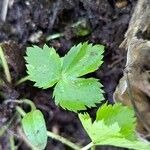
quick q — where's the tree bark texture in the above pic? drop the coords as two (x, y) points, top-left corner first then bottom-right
(114, 0), (150, 137)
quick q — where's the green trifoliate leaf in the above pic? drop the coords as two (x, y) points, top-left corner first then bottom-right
(62, 42), (104, 78)
(79, 103), (150, 150)
(25, 44), (61, 89)
(53, 78), (104, 112)
(25, 43), (104, 112)
(22, 110), (47, 150)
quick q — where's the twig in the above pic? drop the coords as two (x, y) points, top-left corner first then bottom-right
(1, 0), (9, 21)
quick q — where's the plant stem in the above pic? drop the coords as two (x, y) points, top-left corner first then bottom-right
(0, 46), (11, 83)
(91, 145), (96, 150)
(47, 131), (81, 150)
(5, 99), (36, 111)
(15, 76), (29, 86)
(21, 99), (36, 110)
(81, 142), (93, 150)
(9, 135), (15, 150)
(16, 106), (26, 117)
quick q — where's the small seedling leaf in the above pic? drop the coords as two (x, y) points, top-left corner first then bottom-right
(22, 110), (47, 150)
(79, 103), (150, 150)
(53, 78), (104, 112)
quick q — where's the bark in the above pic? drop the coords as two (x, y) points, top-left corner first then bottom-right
(114, 0), (150, 137)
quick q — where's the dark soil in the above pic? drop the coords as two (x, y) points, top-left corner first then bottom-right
(0, 0), (137, 150)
